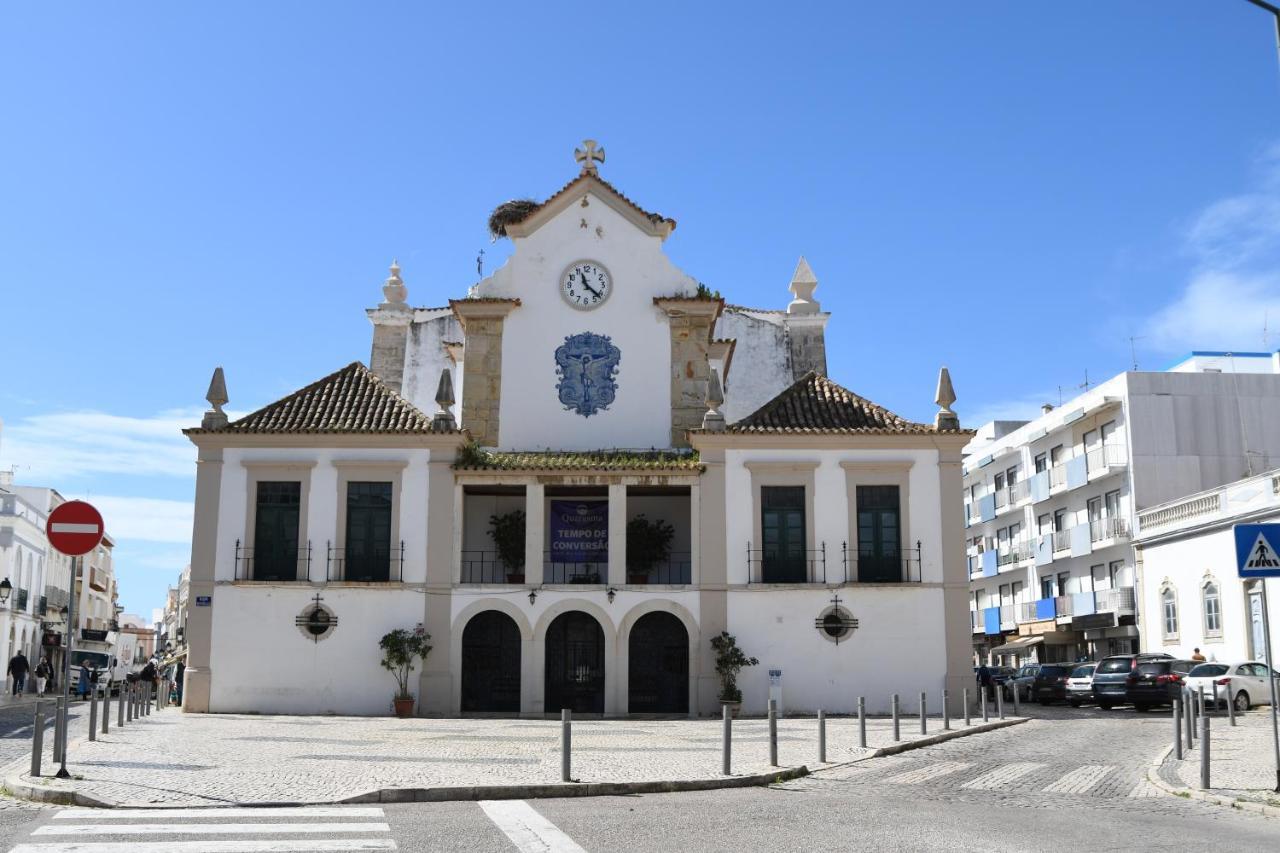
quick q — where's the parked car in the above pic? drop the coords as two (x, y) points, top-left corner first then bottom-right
(1092, 653), (1172, 710)
(1065, 663), (1097, 707)
(1004, 664), (1043, 701)
(1124, 658), (1195, 711)
(1031, 664), (1076, 704)
(1185, 661), (1280, 712)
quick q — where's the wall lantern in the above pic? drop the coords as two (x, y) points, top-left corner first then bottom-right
(528, 589), (537, 605)
(606, 587), (617, 604)
(0, 578), (11, 604)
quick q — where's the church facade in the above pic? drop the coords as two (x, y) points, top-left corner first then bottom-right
(182, 143), (973, 717)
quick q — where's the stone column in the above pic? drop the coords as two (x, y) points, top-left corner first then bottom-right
(695, 445), (728, 715)
(182, 444), (223, 713)
(608, 484), (627, 587)
(524, 482), (545, 585)
(450, 299), (520, 448)
(420, 455), (456, 715)
(655, 298), (722, 449)
(938, 442), (975, 708)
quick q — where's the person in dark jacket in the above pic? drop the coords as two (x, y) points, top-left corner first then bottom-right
(7, 652), (30, 696)
(977, 665), (995, 704)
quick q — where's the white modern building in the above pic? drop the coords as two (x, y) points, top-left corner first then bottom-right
(1134, 467), (1280, 667)
(964, 352), (1280, 665)
(182, 143), (973, 718)
(0, 473), (53, 674)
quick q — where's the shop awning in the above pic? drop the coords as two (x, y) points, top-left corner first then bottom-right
(989, 636), (1044, 656)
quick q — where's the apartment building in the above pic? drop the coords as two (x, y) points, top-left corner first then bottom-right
(965, 351), (1280, 665)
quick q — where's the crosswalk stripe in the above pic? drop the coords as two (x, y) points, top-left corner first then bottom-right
(54, 807), (385, 820)
(960, 762), (1043, 790)
(884, 761), (971, 785)
(33, 823), (391, 837)
(479, 800), (587, 853)
(1041, 765), (1113, 794)
(11, 842), (397, 853)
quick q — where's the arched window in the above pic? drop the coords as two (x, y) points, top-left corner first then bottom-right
(1161, 586), (1178, 639)
(1202, 581), (1222, 638)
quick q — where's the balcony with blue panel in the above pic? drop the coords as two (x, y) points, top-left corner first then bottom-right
(983, 606), (1002, 635)
(1030, 470), (1050, 503)
(1066, 456), (1088, 490)
(981, 550), (998, 577)
(1035, 597), (1056, 620)
(1071, 591), (1096, 617)
(1034, 535), (1053, 566)
(978, 493), (996, 522)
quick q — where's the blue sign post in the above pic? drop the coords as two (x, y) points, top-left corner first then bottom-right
(1233, 523), (1280, 792)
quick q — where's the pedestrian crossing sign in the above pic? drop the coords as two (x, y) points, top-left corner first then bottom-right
(1235, 523), (1280, 578)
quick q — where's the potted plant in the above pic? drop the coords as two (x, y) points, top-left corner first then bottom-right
(710, 630), (758, 717)
(379, 624), (433, 718)
(488, 509), (526, 584)
(626, 514), (674, 584)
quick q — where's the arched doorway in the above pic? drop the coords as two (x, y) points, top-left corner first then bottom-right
(545, 611), (605, 714)
(461, 611), (521, 713)
(628, 612), (689, 714)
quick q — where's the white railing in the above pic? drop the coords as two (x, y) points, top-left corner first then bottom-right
(1086, 444), (1128, 473)
(1089, 517), (1130, 543)
(971, 610), (982, 632)
(1095, 586), (1137, 615)
(1137, 493), (1222, 533)
(994, 488), (1009, 510)
(999, 604), (1015, 628)
(1052, 529), (1071, 551)
(1049, 464), (1067, 489)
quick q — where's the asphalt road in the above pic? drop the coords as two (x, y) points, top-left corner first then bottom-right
(0, 704), (1274, 852)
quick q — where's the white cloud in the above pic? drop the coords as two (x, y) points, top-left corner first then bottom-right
(0, 407), (244, 481)
(85, 496), (194, 544)
(1144, 152), (1280, 353)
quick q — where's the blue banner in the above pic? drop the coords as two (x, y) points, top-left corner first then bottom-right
(548, 500), (608, 563)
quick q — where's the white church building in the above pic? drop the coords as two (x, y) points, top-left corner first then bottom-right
(182, 143), (973, 717)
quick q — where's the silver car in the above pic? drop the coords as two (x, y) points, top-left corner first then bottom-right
(1184, 661), (1279, 712)
(1066, 663), (1096, 707)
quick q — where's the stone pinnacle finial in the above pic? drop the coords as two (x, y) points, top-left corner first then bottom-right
(787, 256), (820, 314)
(381, 259), (408, 309)
(574, 139), (605, 175)
(202, 367), (229, 430)
(702, 367), (726, 433)
(934, 366), (959, 430)
(432, 368), (457, 432)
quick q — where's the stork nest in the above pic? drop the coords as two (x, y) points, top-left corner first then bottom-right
(487, 198), (541, 240)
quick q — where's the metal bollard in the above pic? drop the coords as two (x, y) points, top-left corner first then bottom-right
(31, 701), (44, 778)
(88, 688), (98, 741)
(981, 687), (989, 723)
(1011, 682), (1020, 716)
(101, 686), (109, 735)
(561, 708), (571, 782)
(143, 683), (150, 716)
(857, 696), (867, 748)
(891, 694), (900, 741)
(943, 689), (951, 731)
(818, 709), (826, 763)
(768, 698), (779, 766)
(126, 685), (133, 722)
(1199, 686), (1206, 721)
(1199, 713), (1210, 790)
(1185, 689), (1195, 746)
(919, 692), (927, 735)
(997, 686), (1005, 720)
(1227, 685), (1236, 727)
(1173, 697), (1183, 761)
(154, 681), (160, 713)
(52, 697), (64, 764)
(117, 684), (125, 728)
(722, 704), (732, 776)
(963, 687), (971, 727)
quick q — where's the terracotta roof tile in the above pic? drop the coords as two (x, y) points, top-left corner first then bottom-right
(186, 362), (454, 435)
(725, 372), (949, 435)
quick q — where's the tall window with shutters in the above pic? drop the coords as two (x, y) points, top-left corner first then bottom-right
(760, 486), (806, 583)
(857, 485), (902, 582)
(253, 481), (301, 581)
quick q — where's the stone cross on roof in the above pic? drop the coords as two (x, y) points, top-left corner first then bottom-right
(574, 139), (605, 175)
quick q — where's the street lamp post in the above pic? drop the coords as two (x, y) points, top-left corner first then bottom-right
(1244, 0), (1280, 70)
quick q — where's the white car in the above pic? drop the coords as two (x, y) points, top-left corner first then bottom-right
(1184, 661), (1280, 712)
(1065, 663), (1096, 707)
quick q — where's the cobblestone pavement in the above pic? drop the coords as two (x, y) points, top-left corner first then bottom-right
(1164, 707), (1280, 807)
(11, 705), (1021, 806)
(787, 702), (1262, 820)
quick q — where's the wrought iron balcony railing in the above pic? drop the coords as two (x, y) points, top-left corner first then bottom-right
(326, 541), (404, 583)
(235, 540), (312, 582)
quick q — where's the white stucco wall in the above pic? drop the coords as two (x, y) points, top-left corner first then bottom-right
(401, 311), (461, 417)
(473, 189), (699, 450)
(714, 309), (795, 422)
(729, 587), (949, 715)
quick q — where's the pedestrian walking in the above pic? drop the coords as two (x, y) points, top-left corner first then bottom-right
(7, 652), (30, 697)
(78, 661), (92, 700)
(175, 660), (185, 705)
(977, 664), (994, 704)
(34, 658), (50, 696)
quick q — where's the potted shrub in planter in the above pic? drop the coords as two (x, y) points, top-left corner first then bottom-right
(710, 630), (758, 717)
(488, 509), (526, 584)
(379, 624), (433, 718)
(626, 514), (674, 584)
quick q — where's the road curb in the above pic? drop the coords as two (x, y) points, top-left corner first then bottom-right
(3, 765), (812, 810)
(1144, 741), (1280, 818)
(865, 716), (1028, 759)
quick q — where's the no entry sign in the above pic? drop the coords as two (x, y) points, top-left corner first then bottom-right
(45, 500), (105, 556)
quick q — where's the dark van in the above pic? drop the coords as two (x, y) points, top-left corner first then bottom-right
(1092, 653), (1172, 710)
(1031, 664), (1075, 704)
(1125, 659), (1195, 711)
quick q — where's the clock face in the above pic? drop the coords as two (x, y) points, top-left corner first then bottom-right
(561, 261), (612, 309)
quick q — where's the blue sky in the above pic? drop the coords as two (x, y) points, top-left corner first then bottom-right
(3, 2), (1280, 618)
